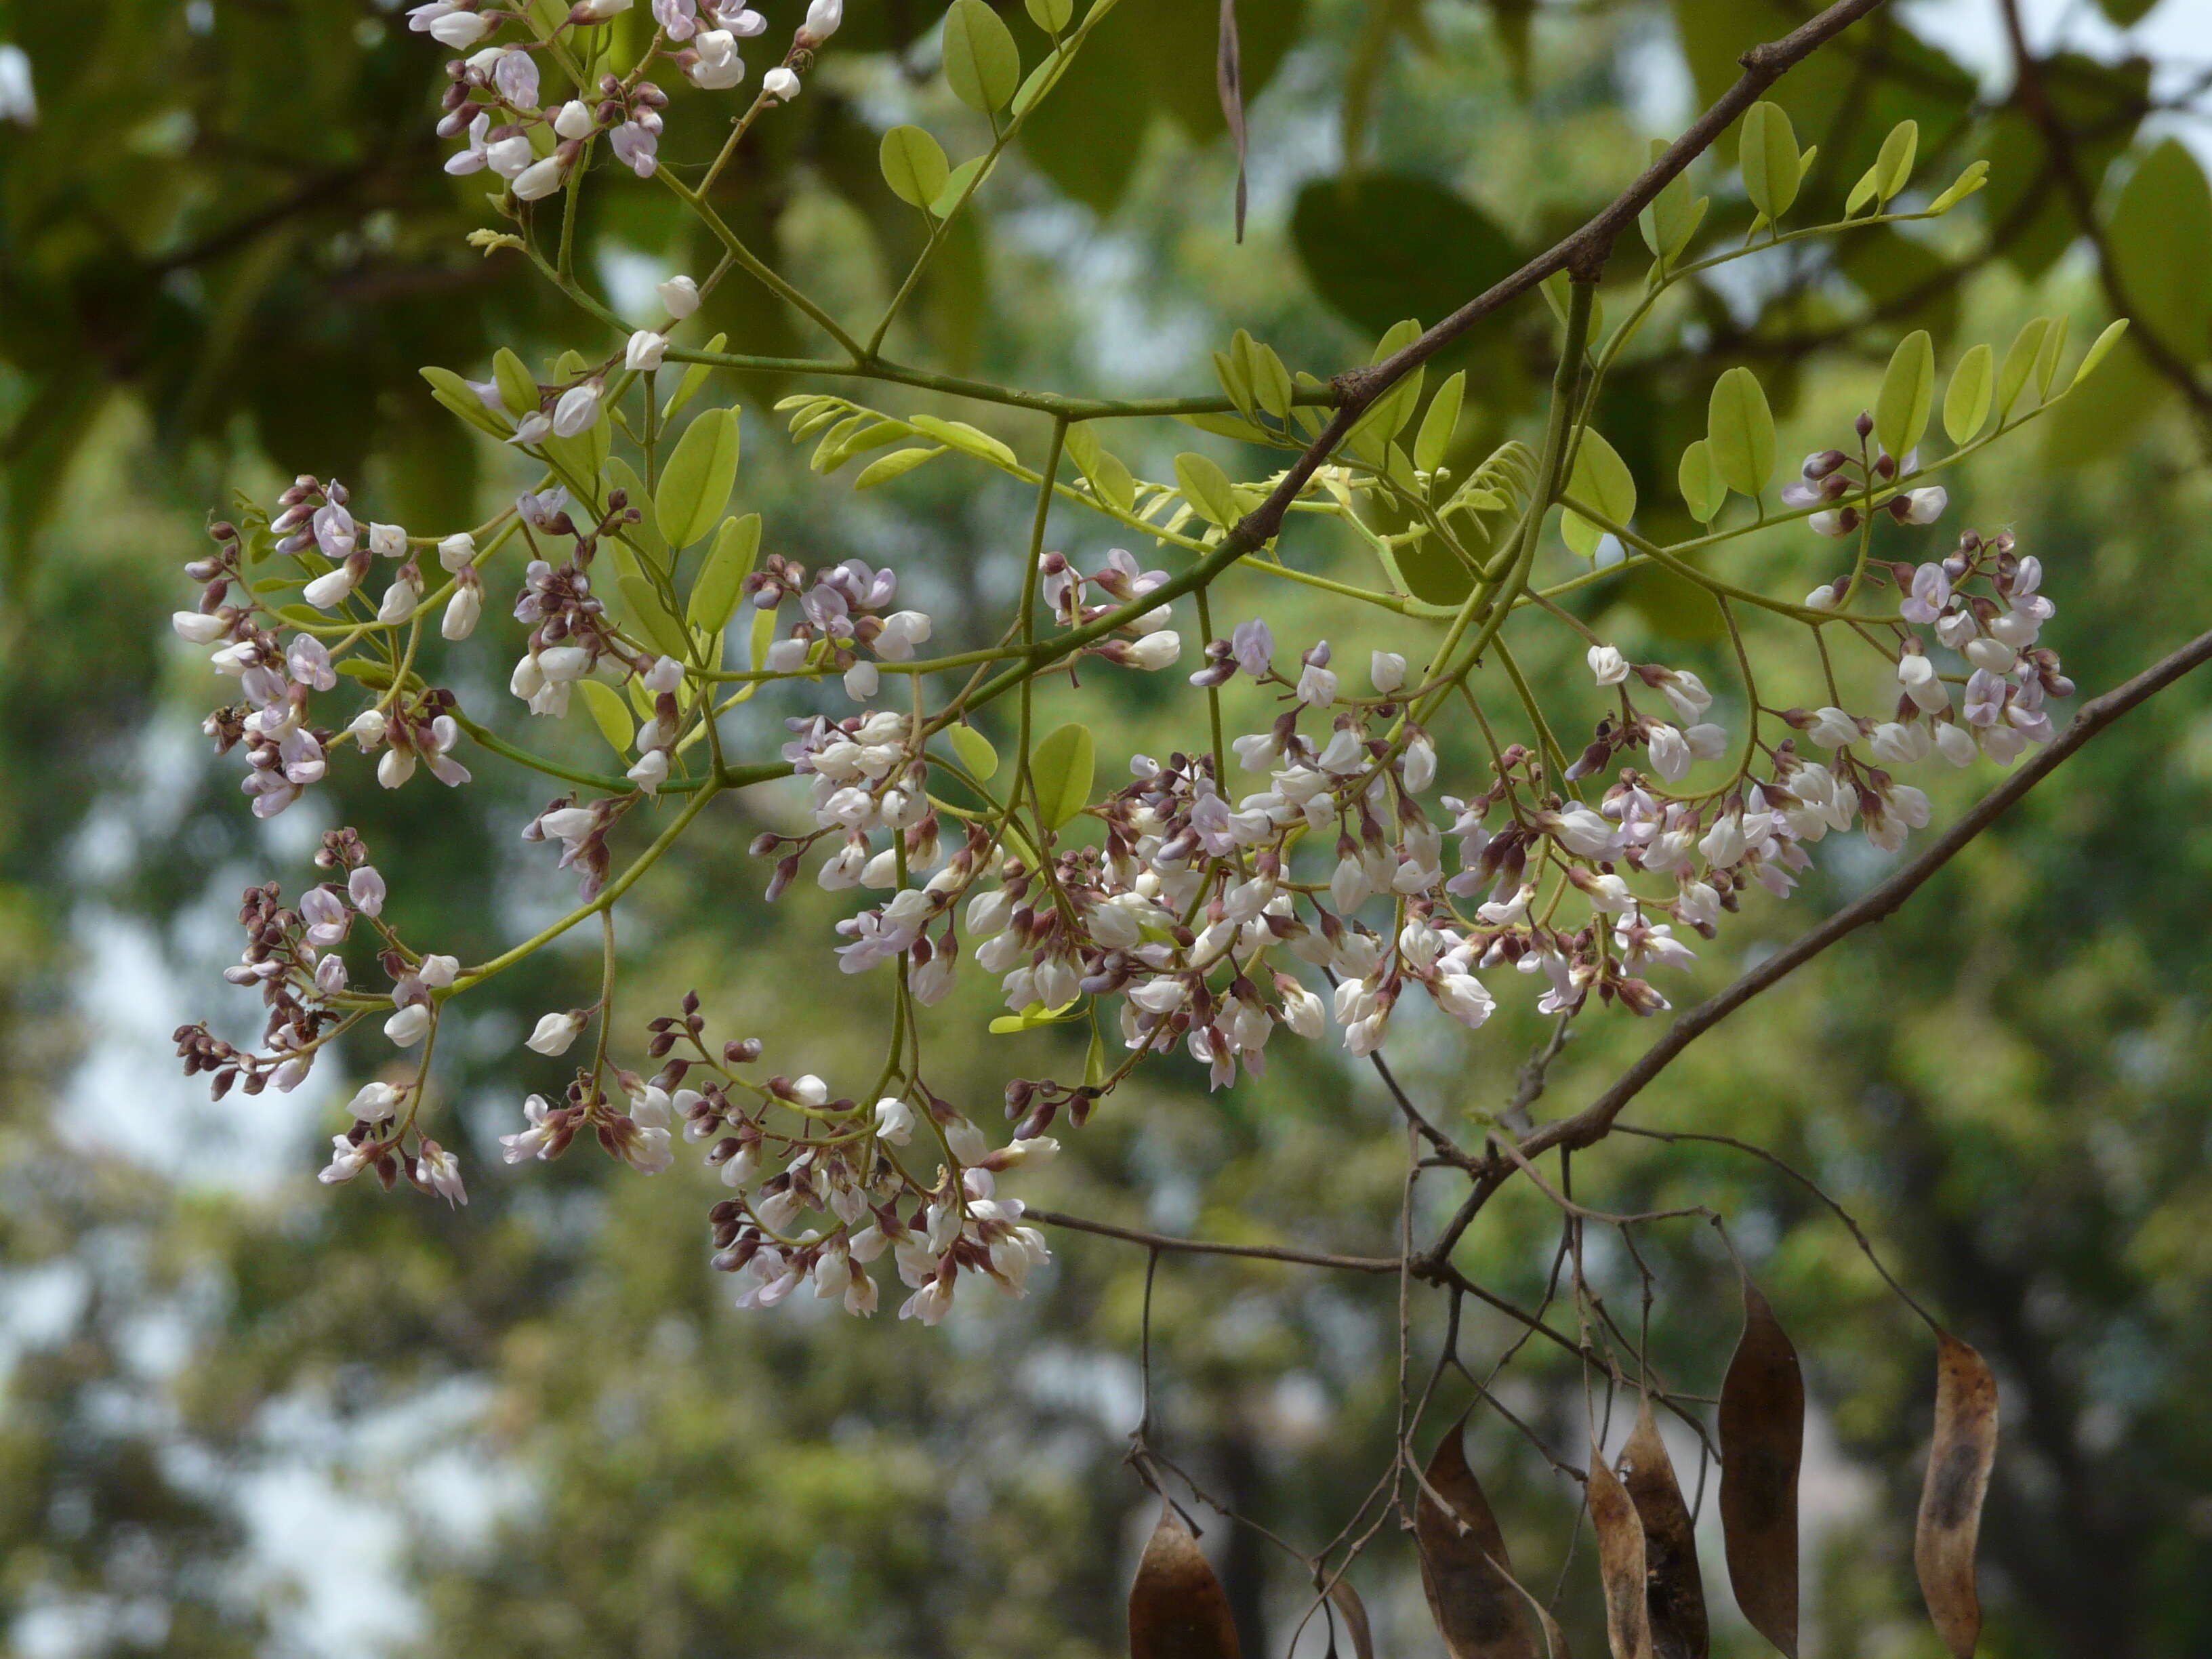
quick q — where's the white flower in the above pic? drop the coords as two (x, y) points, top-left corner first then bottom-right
(572, 0), (634, 18)
(417, 954), (460, 989)
(0, 43), (37, 125)
(689, 29), (745, 88)
(627, 750), (670, 794)
(417, 1140), (468, 1206)
(1897, 649), (1949, 713)
(874, 1097), (914, 1144)
(1806, 706), (1861, 749)
(1900, 486), (1947, 524)
(762, 65), (800, 100)
(802, 0), (843, 39)
(659, 274), (701, 318)
(348, 865), (386, 916)
(511, 155), (567, 201)
(527, 1010), (584, 1055)
(1401, 732), (1437, 793)
(1433, 972), (1495, 1029)
(319, 1133), (370, 1186)
(944, 1118), (987, 1165)
(385, 1004), (432, 1048)
(553, 99), (596, 141)
(626, 329), (668, 371)
(173, 611), (228, 644)
(843, 661), (880, 701)
(376, 569), (422, 625)
(302, 563), (361, 610)
(1659, 670), (1712, 724)
(1587, 644), (1629, 685)
(1648, 724), (1692, 782)
(1686, 722), (1727, 759)
(346, 1082), (403, 1123)
(442, 581), (482, 640)
(437, 532), (477, 573)
(1933, 721), (1977, 766)
(552, 382), (602, 437)
(369, 522), (409, 558)
(1127, 630), (1181, 671)
(1370, 651), (1407, 695)
(1297, 649), (1338, 708)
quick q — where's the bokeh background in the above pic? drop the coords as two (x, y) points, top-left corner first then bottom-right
(2, 0), (2210, 1654)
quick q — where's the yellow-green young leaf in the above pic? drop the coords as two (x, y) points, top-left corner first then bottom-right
(739, 604), (779, 697)
(1214, 345), (1254, 417)
(2033, 313), (2070, 400)
(880, 123), (950, 209)
(1845, 163), (1882, 217)
(1563, 428), (1635, 556)
(2068, 318), (2131, 392)
(421, 367), (510, 436)
(619, 572), (692, 659)
(929, 154), (994, 218)
(1084, 1022), (1107, 1089)
(1876, 329), (1936, 460)
(854, 445), (946, 489)
(987, 1000), (1080, 1035)
(1252, 344), (1294, 419)
(1679, 438), (1725, 523)
(1639, 138), (1698, 262)
(1029, 722), (1094, 832)
(1063, 423), (1101, 476)
(655, 408), (741, 549)
(1084, 446), (1136, 514)
(1174, 452), (1240, 527)
(492, 347), (539, 416)
(1996, 316), (2051, 417)
(1926, 159), (1989, 215)
(1944, 343), (1994, 445)
(1414, 371), (1466, 473)
(815, 418), (909, 475)
(1024, 0), (1071, 30)
(687, 512), (760, 634)
(661, 333), (726, 421)
(948, 723), (999, 781)
(906, 413), (1017, 469)
(1740, 102), (1801, 223)
(1875, 119), (1919, 203)
(579, 679), (634, 756)
(1539, 271), (1602, 340)
(1707, 367), (1777, 498)
(943, 0), (1020, 112)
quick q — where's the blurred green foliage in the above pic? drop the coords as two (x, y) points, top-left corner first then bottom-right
(0, 1), (2209, 1656)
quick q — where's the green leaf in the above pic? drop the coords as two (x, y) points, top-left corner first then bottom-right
(579, 679), (634, 756)
(1996, 316), (2051, 417)
(906, 413), (1017, 469)
(1875, 119), (1919, 203)
(2107, 138), (2212, 363)
(1706, 367), (1776, 499)
(655, 408), (741, 550)
(948, 724), (999, 781)
(1252, 343), (1294, 419)
(1944, 343), (1994, 445)
(1926, 159), (1989, 215)
(661, 333), (726, 422)
(1875, 329), (1936, 460)
(1028, 722), (1094, 831)
(737, 605), (779, 698)
(421, 367), (508, 436)
(929, 154), (995, 219)
(1678, 438), (1725, 524)
(1025, 0), (1073, 30)
(988, 1000), (1081, 1035)
(2034, 314), (2070, 401)
(1177, 411), (1273, 444)
(1562, 428), (1635, 556)
(1638, 138), (1704, 264)
(879, 123), (950, 210)
(1414, 371), (1465, 473)
(943, 0), (1020, 113)
(1174, 452), (1241, 527)
(854, 446), (946, 489)
(1084, 1021), (1107, 1088)
(492, 347), (539, 417)
(687, 512), (760, 634)
(2068, 318), (2131, 392)
(619, 571), (692, 659)
(1739, 101), (1801, 223)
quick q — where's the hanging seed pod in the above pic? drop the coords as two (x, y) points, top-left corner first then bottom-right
(1323, 1575), (1374, 1659)
(1587, 1443), (1656, 1659)
(1129, 1504), (1241, 1659)
(1618, 1402), (1708, 1659)
(1914, 1332), (1998, 1658)
(1416, 1414), (1542, 1659)
(1718, 1282), (1803, 1658)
